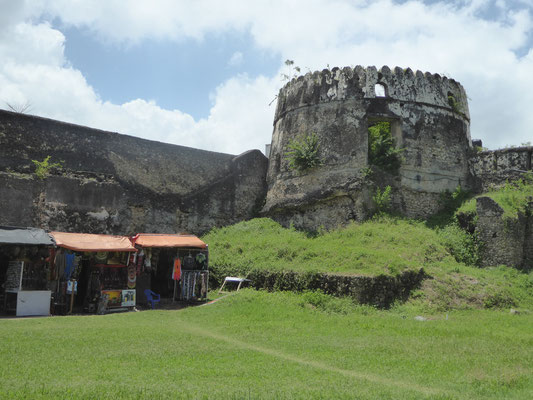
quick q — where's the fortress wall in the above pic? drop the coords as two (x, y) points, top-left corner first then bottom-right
(475, 197), (530, 268)
(0, 109), (235, 194)
(0, 110), (268, 234)
(469, 146), (533, 191)
(264, 66), (471, 227)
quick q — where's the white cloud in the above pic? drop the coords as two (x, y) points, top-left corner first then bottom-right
(0, 18), (277, 154)
(228, 51), (244, 67)
(0, 0), (532, 152)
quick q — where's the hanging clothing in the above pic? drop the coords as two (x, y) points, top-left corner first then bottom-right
(172, 257), (181, 281)
(183, 255), (195, 270)
(179, 270), (208, 301)
(195, 252), (207, 269)
(64, 253), (75, 280)
(127, 263), (136, 289)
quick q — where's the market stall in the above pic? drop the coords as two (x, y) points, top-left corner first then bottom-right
(49, 232), (137, 314)
(131, 233), (208, 304)
(0, 226), (55, 317)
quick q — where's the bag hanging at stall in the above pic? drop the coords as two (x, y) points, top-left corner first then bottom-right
(183, 254), (195, 270)
(195, 252), (207, 269)
(172, 257), (181, 281)
(127, 263), (136, 289)
(136, 250), (144, 275)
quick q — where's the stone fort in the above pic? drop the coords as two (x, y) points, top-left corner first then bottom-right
(1, 65), (532, 266)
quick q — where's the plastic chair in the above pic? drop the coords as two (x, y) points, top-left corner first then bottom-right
(144, 289), (161, 309)
(218, 277), (251, 293)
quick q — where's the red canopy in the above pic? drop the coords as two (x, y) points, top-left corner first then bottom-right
(132, 233), (207, 249)
(50, 232), (137, 252)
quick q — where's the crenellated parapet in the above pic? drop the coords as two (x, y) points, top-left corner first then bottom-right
(274, 65), (470, 125)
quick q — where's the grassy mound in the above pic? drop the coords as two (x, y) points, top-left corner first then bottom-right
(203, 216), (533, 311)
(204, 217), (457, 276)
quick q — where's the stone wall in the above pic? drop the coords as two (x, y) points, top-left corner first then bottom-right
(468, 147), (532, 270)
(0, 110), (268, 235)
(475, 197), (532, 269)
(469, 146), (533, 191)
(263, 66), (471, 228)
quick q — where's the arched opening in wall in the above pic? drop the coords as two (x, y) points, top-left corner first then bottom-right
(367, 117), (402, 174)
(375, 83), (387, 97)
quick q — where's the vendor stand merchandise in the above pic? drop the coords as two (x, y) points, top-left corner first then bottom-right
(1, 228), (211, 317)
(131, 233), (209, 303)
(0, 226), (55, 317)
(49, 232), (138, 314)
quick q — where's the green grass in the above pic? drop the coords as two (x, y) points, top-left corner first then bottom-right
(204, 217), (458, 276)
(203, 217), (533, 311)
(457, 176), (533, 220)
(0, 290), (532, 399)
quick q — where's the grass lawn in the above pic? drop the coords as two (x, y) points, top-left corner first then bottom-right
(1, 290), (532, 399)
(203, 217), (533, 312)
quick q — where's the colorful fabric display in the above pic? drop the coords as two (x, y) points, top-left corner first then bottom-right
(172, 257), (181, 280)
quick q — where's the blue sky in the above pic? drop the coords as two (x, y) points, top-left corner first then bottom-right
(0, 0), (532, 154)
(63, 27), (280, 119)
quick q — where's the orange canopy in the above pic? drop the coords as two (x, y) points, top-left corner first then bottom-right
(50, 232), (137, 252)
(132, 233), (207, 249)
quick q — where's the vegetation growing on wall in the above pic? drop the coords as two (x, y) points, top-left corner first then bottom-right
(372, 185), (392, 215)
(285, 133), (322, 172)
(368, 121), (402, 174)
(447, 93), (461, 113)
(31, 156), (62, 180)
(427, 185), (472, 228)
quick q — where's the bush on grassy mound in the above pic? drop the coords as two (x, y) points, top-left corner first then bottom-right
(203, 216), (533, 311)
(203, 217), (455, 276)
(211, 267), (427, 309)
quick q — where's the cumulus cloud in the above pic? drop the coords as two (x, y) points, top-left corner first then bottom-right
(0, 0), (532, 152)
(0, 9), (277, 155)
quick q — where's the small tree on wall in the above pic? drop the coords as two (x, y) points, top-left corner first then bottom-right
(32, 156), (63, 179)
(368, 121), (403, 174)
(285, 133), (322, 172)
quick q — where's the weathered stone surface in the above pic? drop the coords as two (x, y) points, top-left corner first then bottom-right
(1, 64), (532, 270)
(469, 146), (533, 191)
(264, 66), (471, 228)
(475, 197), (531, 268)
(0, 110), (268, 235)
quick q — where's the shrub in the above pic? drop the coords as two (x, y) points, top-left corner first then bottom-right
(285, 133), (322, 172)
(32, 156), (62, 180)
(437, 224), (481, 266)
(368, 121), (403, 173)
(448, 94), (461, 113)
(427, 185), (472, 228)
(372, 185), (392, 215)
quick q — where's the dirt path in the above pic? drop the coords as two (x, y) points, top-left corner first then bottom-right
(180, 321), (452, 398)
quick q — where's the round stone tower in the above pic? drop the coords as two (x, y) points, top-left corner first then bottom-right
(262, 65), (471, 230)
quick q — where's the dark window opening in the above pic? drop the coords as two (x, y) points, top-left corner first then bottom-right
(368, 120), (402, 174)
